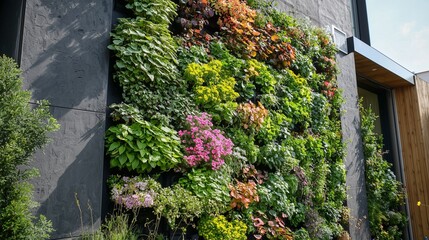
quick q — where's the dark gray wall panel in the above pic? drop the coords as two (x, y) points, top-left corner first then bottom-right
(20, 0), (113, 238)
(21, 0), (112, 112)
(31, 107), (106, 239)
(337, 53), (371, 239)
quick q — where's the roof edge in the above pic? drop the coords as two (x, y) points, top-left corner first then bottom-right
(347, 37), (415, 85)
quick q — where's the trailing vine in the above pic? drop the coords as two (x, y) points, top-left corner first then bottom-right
(360, 102), (406, 240)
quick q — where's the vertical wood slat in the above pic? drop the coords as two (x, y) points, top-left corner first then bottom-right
(395, 77), (429, 240)
(415, 78), (429, 236)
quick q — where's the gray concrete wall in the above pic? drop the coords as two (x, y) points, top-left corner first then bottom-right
(277, 1), (371, 239)
(21, 0), (112, 238)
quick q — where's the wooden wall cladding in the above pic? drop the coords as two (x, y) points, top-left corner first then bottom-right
(395, 77), (429, 239)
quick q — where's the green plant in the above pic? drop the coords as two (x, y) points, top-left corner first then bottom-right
(257, 172), (297, 219)
(126, 0), (177, 24)
(293, 228), (311, 240)
(257, 142), (296, 170)
(245, 59), (277, 94)
(227, 128), (260, 163)
(275, 69), (312, 130)
(184, 60), (240, 122)
(179, 168), (231, 215)
(0, 55), (58, 239)
(109, 17), (198, 125)
(177, 45), (209, 72)
(109, 17), (178, 90)
(154, 185), (203, 230)
(185, 60), (239, 105)
(198, 215), (247, 240)
(256, 112), (290, 144)
(360, 102), (406, 240)
(105, 117), (183, 173)
(80, 212), (140, 240)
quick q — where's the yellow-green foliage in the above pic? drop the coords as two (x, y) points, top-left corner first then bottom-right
(198, 215), (247, 240)
(185, 60), (239, 106)
(246, 59), (276, 94)
(280, 70), (312, 127)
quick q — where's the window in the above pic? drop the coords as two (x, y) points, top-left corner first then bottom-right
(0, 0), (26, 61)
(351, 0), (371, 45)
(358, 78), (403, 183)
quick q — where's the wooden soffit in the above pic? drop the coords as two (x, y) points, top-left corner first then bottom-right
(347, 37), (414, 88)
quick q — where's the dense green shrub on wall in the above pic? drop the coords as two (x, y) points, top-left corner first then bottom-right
(0, 55), (59, 239)
(106, 0), (348, 239)
(360, 103), (406, 240)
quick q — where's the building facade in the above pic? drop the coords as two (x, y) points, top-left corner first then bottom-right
(1, 0), (428, 239)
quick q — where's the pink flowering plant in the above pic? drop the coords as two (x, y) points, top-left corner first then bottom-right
(108, 175), (161, 210)
(178, 113), (234, 170)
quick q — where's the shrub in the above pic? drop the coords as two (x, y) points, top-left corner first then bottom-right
(105, 117), (183, 173)
(198, 215), (247, 240)
(125, 0), (177, 24)
(179, 168), (231, 215)
(154, 185), (203, 229)
(0, 55), (58, 239)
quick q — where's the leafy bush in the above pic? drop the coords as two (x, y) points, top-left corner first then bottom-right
(257, 142), (295, 170)
(154, 185), (203, 229)
(125, 0), (177, 24)
(106, 117), (182, 173)
(109, 17), (178, 90)
(257, 172), (297, 219)
(198, 215), (247, 240)
(109, 17), (197, 125)
(0, 55), (58, 239)
(179, 168), (231, 215)
(184, 60), (239, 120)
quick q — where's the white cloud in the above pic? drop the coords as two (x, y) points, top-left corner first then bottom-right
(400, 22), (416, 36)
(409, 27), (429, 72)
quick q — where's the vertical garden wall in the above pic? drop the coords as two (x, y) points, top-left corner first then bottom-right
(105, 0), (349, 239)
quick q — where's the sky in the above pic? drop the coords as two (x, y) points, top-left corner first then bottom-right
(366, 0), (429, 73)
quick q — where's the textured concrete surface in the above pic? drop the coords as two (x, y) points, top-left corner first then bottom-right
(277, 1), (371, 238)
(337, 53), (371, 239)
(20, 0), (113, 238)
(21, 0), (111, 112)
(31, 107), (106, 238)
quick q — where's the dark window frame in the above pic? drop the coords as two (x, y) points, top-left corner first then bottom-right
(0, 0), (26, 63)
(351, 0), (371, 45)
